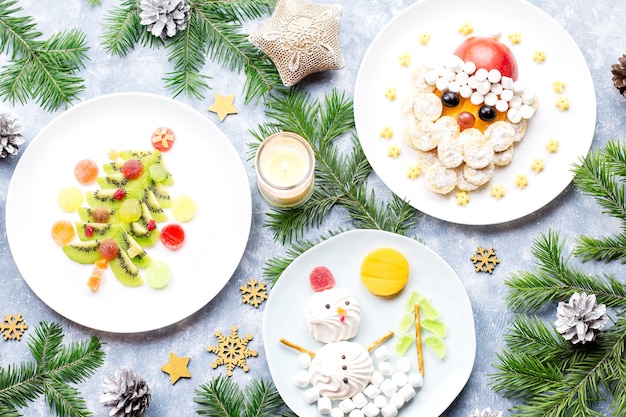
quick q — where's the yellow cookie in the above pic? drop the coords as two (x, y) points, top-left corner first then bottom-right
(360, 248), (409, 297)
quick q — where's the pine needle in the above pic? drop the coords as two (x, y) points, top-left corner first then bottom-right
(0, 322), (105, 417)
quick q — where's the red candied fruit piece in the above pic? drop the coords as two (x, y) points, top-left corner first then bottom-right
(121, 159), (144, 180)
(309, 266), (336, 292)
(114, 188), (126, 200)
(98, 238), (119, 260)
(84, 225), (94, 237)
(151, 127), (175, 152)
(147, 219), (156, 231)
(160, 224), (185, 250)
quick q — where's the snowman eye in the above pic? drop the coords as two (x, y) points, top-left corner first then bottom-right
(343, 378), (348, 384)
(344, 301), (350, 306)
(342, 365), (347, 370)
(325, 304), (330, 309)
(341, 355), (346, 359)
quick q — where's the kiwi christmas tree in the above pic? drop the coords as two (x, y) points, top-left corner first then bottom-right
(56, 141), (187, 291)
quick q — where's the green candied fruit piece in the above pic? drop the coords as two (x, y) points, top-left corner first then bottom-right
(398, 313), (414, 333)
(145, 260), (172, 289)
(395, 333), (414, 356)
(403, 290), (420, 313)
(424, 335), (446, 360)
(417, 297), (440, 320)
(421, 319), (447, 338)
(149, 163), (168, 183)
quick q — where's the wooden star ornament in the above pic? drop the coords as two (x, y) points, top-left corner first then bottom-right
(208, 93), (238, 122)
(249, 0), (345, 87)
(161, 352), (191, 384)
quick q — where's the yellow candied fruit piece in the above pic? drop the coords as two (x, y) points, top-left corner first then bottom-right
(108, 148), (120, 160)
(555, 96), (570, 111)
(531, 157), (545, 173)
(418, 32), (431, 45)
(380, 125), (394, 139)
(515, 173), (529, 189)
(490, 184), (506, 200)
(508, 31), (522, 44)
(455, 190), (470, 206)
(406, 165), (421, 180)
(532, 50), (547, 63)
(398, 53), (412, 67)
(57, 186), (84, 212)
(546, 138), (559, 153)
(387, 144), (401, 158)
(458, 22), (474, 36)
(171, 195), (198, 222)
(360, 247), (409, 297)
(552, 80), (565, 93)
(384, 87), (397, 101)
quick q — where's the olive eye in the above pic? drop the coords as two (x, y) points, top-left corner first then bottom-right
(342, 378), (348, 384)
(344, 301), (350, 306)
(478, 105), (496, 122)
(325, 304), (330, 309)
(441, 91), (460, 108)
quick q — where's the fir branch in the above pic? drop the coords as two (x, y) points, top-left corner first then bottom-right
(0, 322), (105, 417)
(251, 89), (419, 244)
(100, 0), (144, 56)
(0, 0), (89, 111)
(85, 0), (102, 6)
(194, 375), (292, 417)
(505, 230), (626, 312)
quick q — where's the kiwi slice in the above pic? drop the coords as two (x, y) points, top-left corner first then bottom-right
(96, 173), (129, 189)
(141, 189), (168, 222)
(102, 161), (123, 175)
(148, 182), (172, 208)
(109, 250), (143, 287)
(78, 206), (119, 223)
(75, 222), (116, 241)
(119, 150), (154, 161)
(129, 222), (160, 247)
(63, 241), (102, 264)
(119, 232), (152, 268)
(86, 189), (124, 208)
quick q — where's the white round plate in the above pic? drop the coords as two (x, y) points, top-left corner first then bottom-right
(264, 229), (476, 417)
(354, 0), (596, 225)
(6, 92), (252, 333)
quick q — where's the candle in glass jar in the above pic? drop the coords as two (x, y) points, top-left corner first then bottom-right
(255, 132), (315, 208)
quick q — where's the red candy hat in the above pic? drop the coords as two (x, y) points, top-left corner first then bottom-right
(309, 266), (335, 292)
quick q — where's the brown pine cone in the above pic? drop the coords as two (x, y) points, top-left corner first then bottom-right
(611, 54), (626, 96)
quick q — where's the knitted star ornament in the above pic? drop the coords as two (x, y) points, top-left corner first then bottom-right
(0, 112), (24, 159)
(139, 0), (190, 39)
(249, 0), (345, 87)
(555, 292), (609, 344)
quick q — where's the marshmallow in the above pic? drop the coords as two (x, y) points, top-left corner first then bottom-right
(408, 373), (424, 388)
(435, 77), (449, 92)
(496, 100), (509, 113)
(362, 402), (380, 417)
(500, 89), (514, 102)
(374, 345), (391, 362)
(304, 387), (320, 404)
(484, 92), (498, 107)
(381, 404), (399, 417)
(363, 384), (381, 399)
(463, 61), (477, 74)
(391, 372), (409, 387)
(475, 68), (489, 81)
(488, 69), (501, 83)
(318, 397), (332, 415)
(470, 91), (484, 105)
(295, 370), (310, 388)
(500, 76), (514, 89)
(373, 394), (388, 409)
(298, 353), (312, 368)
(330, 409), (344, 417)
(352, 392), (368, 408)
(507, 108), (522, 123)
(370, 370), (384, 387)
(399, 384), (416, 402)
(349, 409), (365, 417)
(378, 362), (393, 376)
(389, 392), (405, 409)
(455, 71), (469, 86)
(339, 398), (356, 413)
(380, 379), (398, 397)
(519, 104), (535, 119)
(395, 357), (411, 373)
(460, 85), (473, 99)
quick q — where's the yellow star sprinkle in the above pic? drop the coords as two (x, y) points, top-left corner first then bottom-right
(531, 157), (544, 173)
(418, 32), (431, 45)
(552, 80), (565, 93)
(508, 31), (522, 44)
(406, 165), (421, 179)
(456, 190), (470, 206)
(546, 138), (559, 153)
(458, 22), (474, 36)
(208, 93), (238, 122)
(398, 53), (412, 67)
(532, 50), (547, 63)
(387, 144), (401, 158)
(384, 87), (397, 101)
(555, 96), (570, 111)
(490, 184), (506, 200)
(515, 173), (528, 189)
(161, 352), (191, 384)
(380, 125), (394, 139)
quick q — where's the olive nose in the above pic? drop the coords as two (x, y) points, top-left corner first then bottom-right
(457, 111), (476, 130)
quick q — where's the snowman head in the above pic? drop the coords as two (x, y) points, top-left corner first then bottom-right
(305, 266), (362, 343)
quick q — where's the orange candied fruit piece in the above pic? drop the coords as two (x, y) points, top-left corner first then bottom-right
(74, 159), (99, 185)
(95, 258), (109, 268)
(51, 220), (75, 246)
(86, 276), (102, 292)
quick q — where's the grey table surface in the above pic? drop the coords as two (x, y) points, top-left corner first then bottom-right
(1, 0), (625, 416)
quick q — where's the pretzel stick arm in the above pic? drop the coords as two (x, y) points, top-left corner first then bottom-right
(279, 338), (316, 358)
(367, 330), (395, 352)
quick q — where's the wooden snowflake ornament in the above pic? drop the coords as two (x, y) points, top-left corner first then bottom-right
(240, 278), (268, 308)
(470, 247), (500, 274)
(207, 326), (257, 376)
(0, 314), (27, 341)
(249, 0), (345, 87)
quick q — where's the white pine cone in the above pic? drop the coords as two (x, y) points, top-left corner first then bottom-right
(469, 407), (504, 417)
(139, 0), (190, 39)
(555, 292), (609, 344)
(100, 368), (151, 417)
(0, 112), (24, 159)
